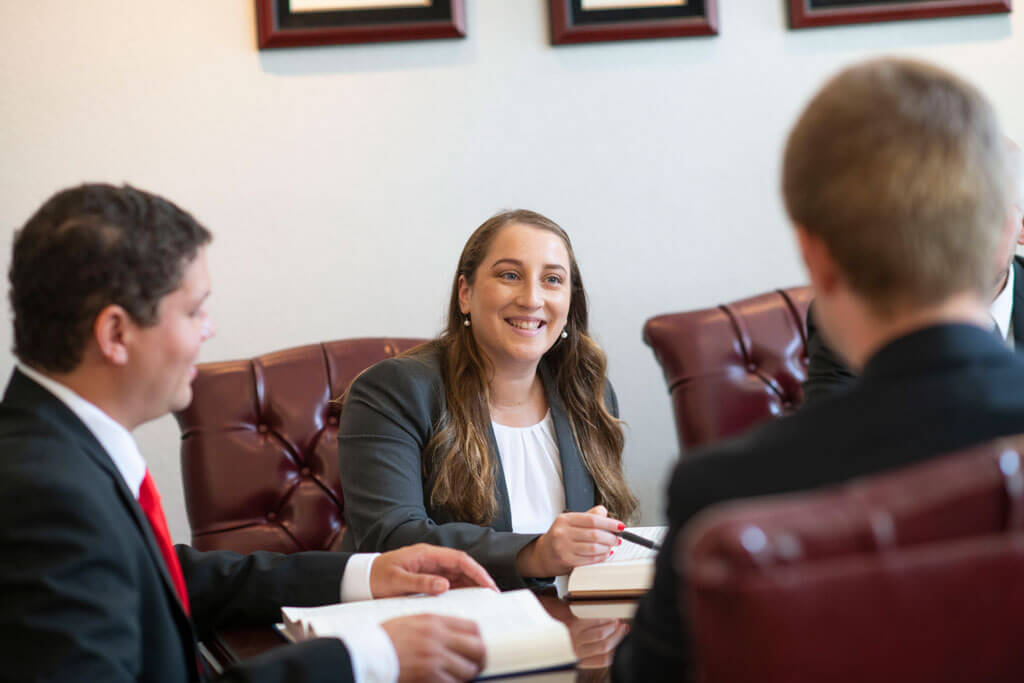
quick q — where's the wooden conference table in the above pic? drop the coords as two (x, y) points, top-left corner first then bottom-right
(203, 590), (636, 682)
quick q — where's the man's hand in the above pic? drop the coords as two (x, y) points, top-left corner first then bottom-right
(370, 543), (498, 598)
(382, 614), (486, 683)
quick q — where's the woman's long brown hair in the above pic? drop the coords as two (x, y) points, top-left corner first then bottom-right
(418, 209), (637, 525)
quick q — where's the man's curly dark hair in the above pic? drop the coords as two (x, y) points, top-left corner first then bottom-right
(9, 183), (212, 373)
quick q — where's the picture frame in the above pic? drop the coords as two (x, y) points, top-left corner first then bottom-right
(548, 0), (719, 45)
(255, 0), (466, 49)
(787, 0), (1011, 30)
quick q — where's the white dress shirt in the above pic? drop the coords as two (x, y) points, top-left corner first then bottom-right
(990, 263), (1015, 346)
(491, 411), (565, 534)
(17, 364), (398, 683)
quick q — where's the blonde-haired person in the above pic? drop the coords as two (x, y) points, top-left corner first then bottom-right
(802, 136), (1024, 406)
(614, 58), (1024, 682)
(338, 210), (637, 589)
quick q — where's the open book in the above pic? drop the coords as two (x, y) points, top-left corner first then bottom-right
(566, 526), (667, 599)
(281, 588), (575, 679)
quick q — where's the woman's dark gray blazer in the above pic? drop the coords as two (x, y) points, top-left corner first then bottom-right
(338, 347), (616, 589)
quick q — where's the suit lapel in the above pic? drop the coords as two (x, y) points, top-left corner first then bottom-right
(487, 423), (515, 532)
(1011, 257), (1024, 347)
(539, 362), (595, 512)
(5, 371), (189, 625)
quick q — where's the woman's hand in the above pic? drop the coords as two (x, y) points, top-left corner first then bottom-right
(570, 617), (630, 669)
(542, 597), (630, 670)
(516, 505), (624, 578)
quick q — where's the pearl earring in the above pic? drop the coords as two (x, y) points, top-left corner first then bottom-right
(464, 317), (471, 327)
(561, 329), (568, 339)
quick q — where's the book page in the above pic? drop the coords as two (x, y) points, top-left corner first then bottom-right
(282, 588), (574, 677)
(608, 526), (667, 563)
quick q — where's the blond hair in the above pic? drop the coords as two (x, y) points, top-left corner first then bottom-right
(782, 58), (1013, 316)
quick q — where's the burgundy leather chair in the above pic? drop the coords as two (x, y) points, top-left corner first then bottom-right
(174, 337), (425, 555)
(643, 286), (812, 453)
(682, 434), (1024, 683)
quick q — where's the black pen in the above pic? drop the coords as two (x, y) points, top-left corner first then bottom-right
(618, 530), (662, 552)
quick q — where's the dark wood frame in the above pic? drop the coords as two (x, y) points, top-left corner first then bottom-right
(788, 0), (1011, 29)
(255, 0), (466, 49)
(548, 0), (718, 45)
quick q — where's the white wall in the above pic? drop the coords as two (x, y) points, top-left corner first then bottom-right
(1, 1), (1022, 543)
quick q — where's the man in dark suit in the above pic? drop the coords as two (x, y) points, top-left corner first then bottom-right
(613, 58), (1024, 682)
(803, 138), (1024, 405)
(0, 184), (495, 682)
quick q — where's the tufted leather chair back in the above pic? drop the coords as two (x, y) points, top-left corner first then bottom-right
(643, 286), (812, 453)
(682, 433), (1024, 683)
(174, 337), (426, 554)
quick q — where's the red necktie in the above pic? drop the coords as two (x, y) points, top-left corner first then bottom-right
(138, 471), (191, 615)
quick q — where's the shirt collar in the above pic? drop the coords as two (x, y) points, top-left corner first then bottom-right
(17, 363), (147, 497)
(990, 262), (1014, 342)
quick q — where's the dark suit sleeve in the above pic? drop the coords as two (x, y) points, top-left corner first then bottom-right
(179, 546), (351, 638)
(338, 358), (538, 589)
(219, 639), (354, 683)
(802, 302), (857, 407)
(176, 525), (359, 683)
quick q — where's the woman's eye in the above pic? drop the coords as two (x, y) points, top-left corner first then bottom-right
(499, 272), (520, 281)
(545, 275), (564, 285)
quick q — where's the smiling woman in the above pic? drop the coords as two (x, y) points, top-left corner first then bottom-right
(337, 210), (637, 589)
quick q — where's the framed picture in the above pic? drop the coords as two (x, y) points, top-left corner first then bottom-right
(787, 0), (1011, 30)
(548, 0), (719, 45)
(255, 0), (466, 49)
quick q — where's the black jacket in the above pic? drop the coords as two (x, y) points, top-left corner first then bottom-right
(802, 255), (1024, 406)
(0, 370), (355, 682)
(613, 324), (1024, 681)
(338, 347), (612, 589)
